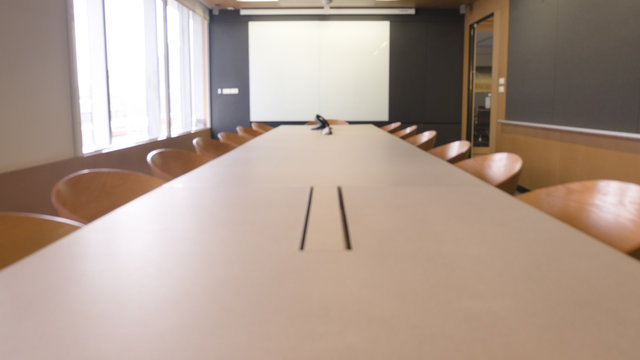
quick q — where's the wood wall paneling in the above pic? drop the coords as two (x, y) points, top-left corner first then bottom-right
(500, 124), (640, 189)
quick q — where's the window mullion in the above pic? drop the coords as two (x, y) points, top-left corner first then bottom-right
(162, 0), (172, 137)
(100, 0), (114, 146)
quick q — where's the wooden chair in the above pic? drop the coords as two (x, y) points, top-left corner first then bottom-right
(517, 180), (640, 256)
(305, 119), (349, 125)
(428, 140), (471, 163)
(218, 132), (250, 147)
(51, 169), (166, 224)
(380, 122), (402, 132)
(454, 152), (523, 194)
(405, 130), (437, 151)
(236, 126), (263, 139)
(192, 136), (235, 159)
(146, 148), (211, 181)
(0, 212), (83, 269)
(251, 122), (274, 133)
(391, 125), (418, 139)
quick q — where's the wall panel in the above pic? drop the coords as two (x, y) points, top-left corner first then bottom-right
(210, 10), (464, 145)
(506, 0), (640, 133)
(0, 0), (76, 173)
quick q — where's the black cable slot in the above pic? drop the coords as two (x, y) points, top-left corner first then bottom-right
(300, 186), (314, 250)
(337, 186), (352, 250)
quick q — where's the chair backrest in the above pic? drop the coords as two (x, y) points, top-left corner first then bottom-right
(517, 180), (640, 255)
(251, 122), (273, 133)
(454, 152), (523, 194)
(236, 126), (263, 139)
(392, 125), (418, 139)
(405, 130), (438, 151)
(51, 169), (166, 224)
(380, 122), (402, 132)
(0, 212), (83, 269)
(192, 136), (235, 159)
(305, 119), (349, 125)
(428, 140), (471, 163)
(146, 148), (211, 181)
(218, 132), (250, 147)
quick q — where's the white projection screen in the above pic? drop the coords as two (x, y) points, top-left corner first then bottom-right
(248, 21), (390, 122)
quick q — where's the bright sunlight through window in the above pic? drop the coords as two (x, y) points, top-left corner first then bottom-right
(72, 0), (209, 154)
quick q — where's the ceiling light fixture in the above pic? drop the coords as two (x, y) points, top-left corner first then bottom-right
(240, 8), (415, 15)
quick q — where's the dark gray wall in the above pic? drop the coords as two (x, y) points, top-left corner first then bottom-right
(506, 0), (640, 133)
(209, 10), (464, 145)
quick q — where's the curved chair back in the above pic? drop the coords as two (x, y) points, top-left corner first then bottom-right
(236, 126), (263, 139)
(392, 125), (418, 139)
(305, 119), (349, 125)
(0, 212), (83, 269)
(218, 132), (250, 147)
(517, 180), (640, 255)
(380, 122), (402, 132)
(192, 136), (235, 159)
(454, 152), (523, 194)
(428, 140), (471, 163)
(147, 148), (211, 181)
(51, 169), (166, 224)
(405, 130), (437, 151)
(251, 122), (273, 133)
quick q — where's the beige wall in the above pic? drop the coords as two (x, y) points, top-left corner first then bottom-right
(0, 0), (76, 173)
(466, 0), (640, 190)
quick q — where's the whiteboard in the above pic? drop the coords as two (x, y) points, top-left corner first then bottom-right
(248, 21), (390, 122)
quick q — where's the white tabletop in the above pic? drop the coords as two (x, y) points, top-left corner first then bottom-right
(1, 125), (640, 359)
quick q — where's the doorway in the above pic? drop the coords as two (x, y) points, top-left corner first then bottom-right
(466, 14), (494, 153)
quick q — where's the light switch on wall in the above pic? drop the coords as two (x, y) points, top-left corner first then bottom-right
(217, 88), (239, 95)
(222, 88), (239, 95)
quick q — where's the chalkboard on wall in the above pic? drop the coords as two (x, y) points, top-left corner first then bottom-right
(506, 0), (640, 134)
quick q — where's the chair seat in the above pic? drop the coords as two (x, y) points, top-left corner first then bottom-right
(405, 130), (437, 151)
(391, 125), (417, 139)
(251, 122), (274, 133)
(192, 136), (235, 159)
(237, 126), (263, 139)
(380, 122), (402, 132)
(517, 180), (640, 255)
(218, 132), (250, 147)
(147, 148), (211, 181)
(0, 212), (82, 269)
(51, 169), (166, 224)
(454, 152), (523, 194)
(428, 140), (471, 163)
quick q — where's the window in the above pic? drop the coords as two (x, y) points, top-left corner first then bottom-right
(72, 0), (209, 154)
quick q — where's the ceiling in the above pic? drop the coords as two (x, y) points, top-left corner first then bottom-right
(202, 0), (470, 10)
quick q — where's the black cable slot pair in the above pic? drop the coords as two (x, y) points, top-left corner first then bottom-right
(300, 187), (314, 250)
(300, 186), (352, 251)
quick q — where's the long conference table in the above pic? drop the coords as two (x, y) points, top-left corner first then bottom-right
(2, 125), (640, 359)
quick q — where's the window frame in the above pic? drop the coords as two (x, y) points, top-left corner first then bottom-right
(67, 0), (210, 156)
